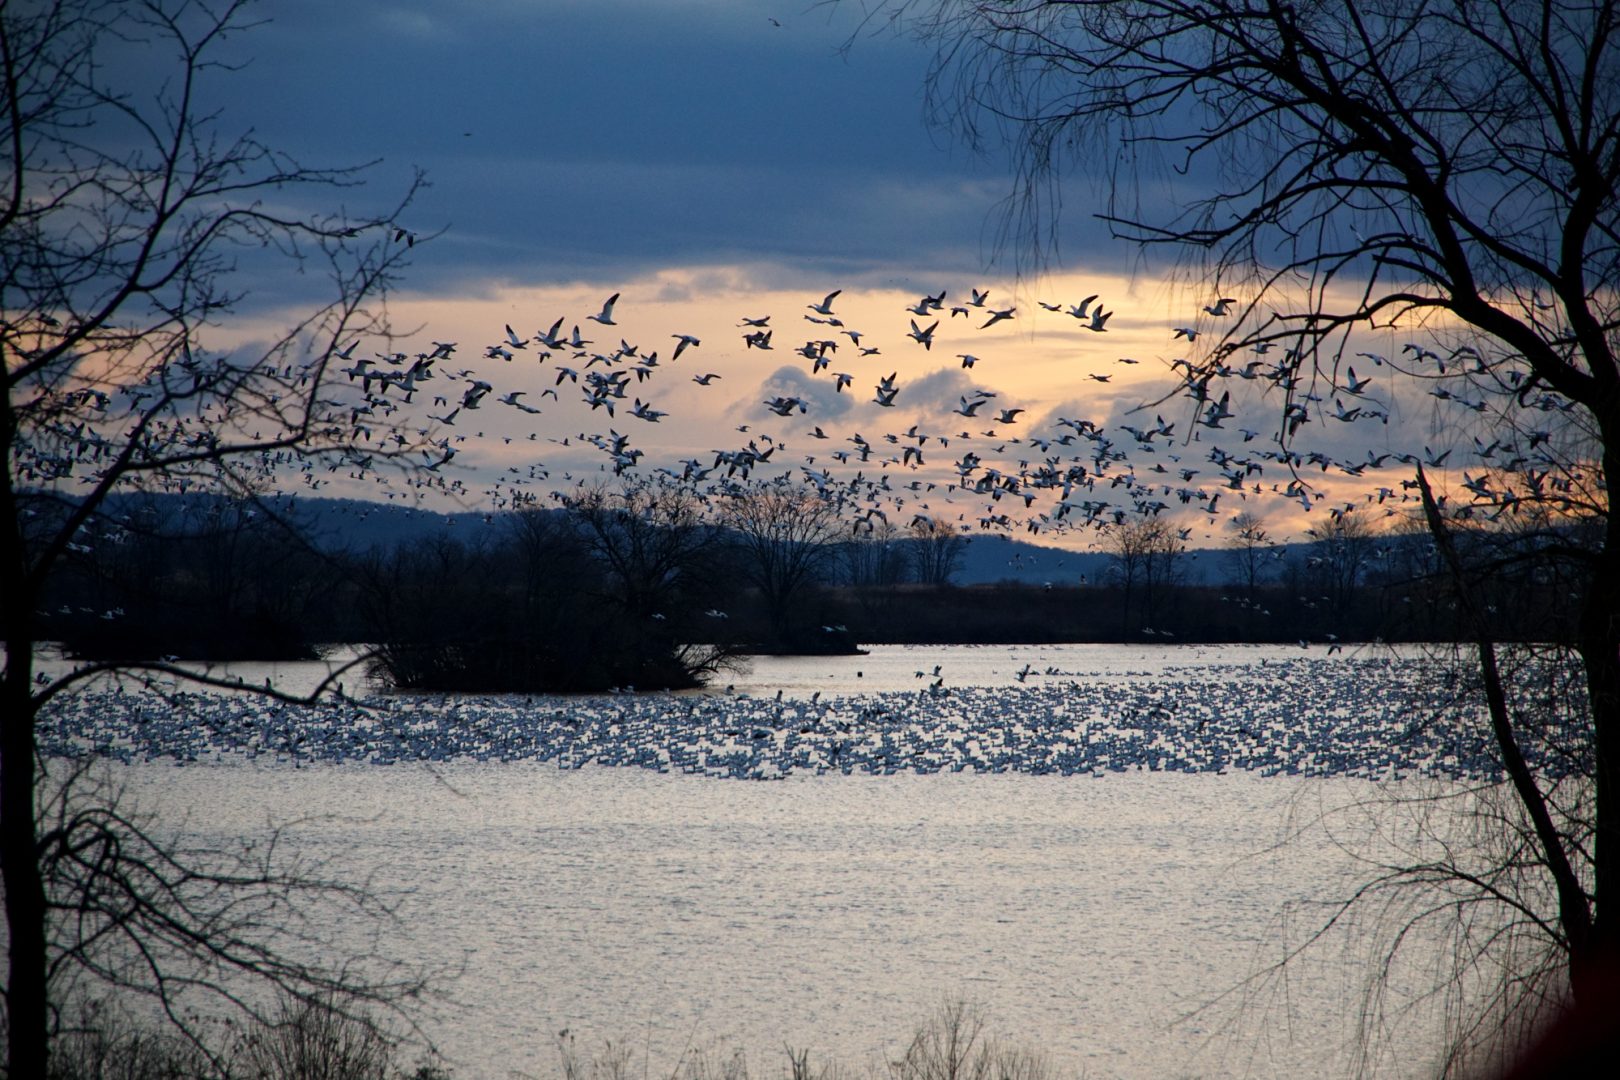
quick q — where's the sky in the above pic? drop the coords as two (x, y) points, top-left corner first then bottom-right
(213, 0), (1037, 291)
(100, 0), (1553, 550)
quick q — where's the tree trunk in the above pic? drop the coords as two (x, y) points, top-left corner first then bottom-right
(1418, 466), (1598, 1003)
(1, 659), (47, 1076)
(1575, 518), (1620, 1002)
(0, 422), (48, 1073)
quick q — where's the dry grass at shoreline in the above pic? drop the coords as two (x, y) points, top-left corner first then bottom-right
(44, 998), (1100, 1080)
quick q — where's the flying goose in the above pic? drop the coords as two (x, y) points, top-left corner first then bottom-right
(587, 293), (620, 325)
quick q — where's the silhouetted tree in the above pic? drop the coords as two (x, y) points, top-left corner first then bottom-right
(1225, 511), (1274, 600)
(908, 515), (969, 586)
(1104, 517), (1182, 631)
(46, 493), (341, 660)
(558, 477), (737, 686)
(355, 532), (505, 689)
(1304, 509), (1380, 612)
(717, 476), (841, 644)
(505, 506), (597, 625)
(886, 0), (1619, 1061)
(563, 478), (718, 616)
(2, 0), (425, 1070)
(840, 521), (908, 587)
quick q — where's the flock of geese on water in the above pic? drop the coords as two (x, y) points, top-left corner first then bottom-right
(297, 277), (1579, 558)
(39, 651), (1582, 784)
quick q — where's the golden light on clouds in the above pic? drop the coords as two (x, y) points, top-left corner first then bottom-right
(192, 261), (1582, 548)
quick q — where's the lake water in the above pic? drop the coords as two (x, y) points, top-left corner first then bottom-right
(40, 643), (1482, 1078)
(32, 640), (1412, 699)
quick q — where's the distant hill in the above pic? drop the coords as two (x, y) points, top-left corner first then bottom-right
(950, 533), (1111, 586)
(136, 494), (1168, 583)
(267, 496), (501, 551)
(78, 492), (1341, 588)
(281, 496), (1134, 582)
(79, 491), (501, 551)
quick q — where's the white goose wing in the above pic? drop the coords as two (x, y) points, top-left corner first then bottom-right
(588, 292), (621, 325)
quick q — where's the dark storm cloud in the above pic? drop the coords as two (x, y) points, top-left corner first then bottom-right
(147, 0), (1130, 306)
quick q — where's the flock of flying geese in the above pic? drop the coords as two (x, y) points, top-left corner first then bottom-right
(297, 274), (1580, 556)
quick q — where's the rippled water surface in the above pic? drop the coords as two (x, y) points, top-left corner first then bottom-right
(59, 644), (1471, 1079)
(120, 762), (1439, 1079)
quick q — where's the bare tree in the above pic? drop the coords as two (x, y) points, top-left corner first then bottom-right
(1225, 510), (1274, 601)
(504, 506), (597, 627)
(48, 491), (345, 661)
(881, 0), (1620, 1059)
(907, 514), (970, 586)
(562, 477), (722, 620)
(840, 520), (907, 587)
(1104, 517), (1182, 631)
(2, 0), (425, 1071)
(1304, 508), (1380, 612)
(716, 476), (842, 642)
(37, 762), (427, 1073)
(355, 531), (503, 691)
(559, 477), (737, 686)
(1103, 519), (1145, 634)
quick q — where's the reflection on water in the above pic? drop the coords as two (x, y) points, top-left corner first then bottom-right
(113, 759), (1450, 1079)
(31, 640), (1426, 699)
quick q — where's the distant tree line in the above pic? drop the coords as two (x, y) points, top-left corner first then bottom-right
(34, 483), (961, 689)
(33, 489), (1579, 691)
(26, 495), (340, 662)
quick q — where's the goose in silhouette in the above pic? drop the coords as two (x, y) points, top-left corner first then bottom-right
(980, 307), (1015, 329)
(1200, 391), (1233, 428)
(764, 395), (807, 416)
